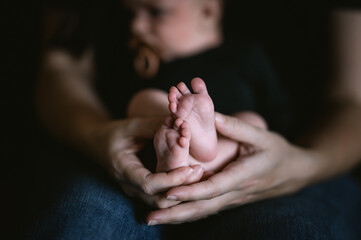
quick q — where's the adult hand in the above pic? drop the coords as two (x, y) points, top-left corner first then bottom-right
(90, 117), (203, 209)
(146, 112), (318, 225)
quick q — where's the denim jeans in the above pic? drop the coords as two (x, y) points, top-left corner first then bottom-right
(28, 147), (361, 240)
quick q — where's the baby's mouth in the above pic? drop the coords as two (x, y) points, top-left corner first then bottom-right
(128, 37), (160, 79)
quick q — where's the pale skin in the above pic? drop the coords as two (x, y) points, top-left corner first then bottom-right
(37, 0), (361, 227)
(129, 77), (218, 168)
(36, 49), (202, 209)
(125, 0), (234, 174)
(124, 0), (223, 61)
(37, 0), (224, 211)
(128, 77), (267, 175)
(168, 78), (218, 163)
(145, 10), (361, 225)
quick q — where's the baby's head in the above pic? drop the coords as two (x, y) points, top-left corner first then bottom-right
(124, 0), (223, 62)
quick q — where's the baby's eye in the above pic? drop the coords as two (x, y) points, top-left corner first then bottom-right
(147, 6), (166, 18)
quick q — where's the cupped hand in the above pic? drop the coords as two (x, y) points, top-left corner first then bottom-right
(90, 117), (204, 209)
(146, 112), (318, 224)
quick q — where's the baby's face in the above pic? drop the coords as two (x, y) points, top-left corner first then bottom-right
(124, 0), (221, 61)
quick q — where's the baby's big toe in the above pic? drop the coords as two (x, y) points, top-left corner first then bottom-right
(191, 77), (208, 94)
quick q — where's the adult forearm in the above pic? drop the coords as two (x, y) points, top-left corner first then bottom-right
(36, 50), (110, 155)
(305, 102), (361, 182)
(307, 10), (361, 182)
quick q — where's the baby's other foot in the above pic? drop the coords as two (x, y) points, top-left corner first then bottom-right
(154, 117), (191, 172)
(168, 77), (217, 162)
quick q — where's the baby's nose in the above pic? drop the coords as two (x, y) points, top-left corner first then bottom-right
(131, 11), (150, 37)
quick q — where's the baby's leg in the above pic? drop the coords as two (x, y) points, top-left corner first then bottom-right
(127, 89), (191, 173)
(154, 117), (190, 172)
(127, 89), (169, 118)
(189, 111), (268, 178)
(189, 137), (239, 179)
(169, 78), (217, 162)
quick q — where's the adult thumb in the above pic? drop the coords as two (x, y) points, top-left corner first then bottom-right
(215, 112), (263, 145)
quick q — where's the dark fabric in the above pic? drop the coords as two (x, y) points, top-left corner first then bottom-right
(165, 175), (361, 240)
(95, 41), (292, 137)
(16, 1), (361, 239)
(28, 148), (361, 240)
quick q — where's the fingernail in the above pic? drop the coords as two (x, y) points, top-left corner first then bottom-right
(195, 165), (203, 176)
(187, 168), (194, 175)
(215, 113), (225, 123)
(147, 220), (159, 226)
(166, 195), (178, 201)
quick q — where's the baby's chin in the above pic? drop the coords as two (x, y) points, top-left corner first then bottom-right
(160, 43), (222, 63)
(159, 50), (198, 63)
(158, 51), (178, 63)
(157, 46), (202, 62)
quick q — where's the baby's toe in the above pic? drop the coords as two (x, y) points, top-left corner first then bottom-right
(169, 102), (177, 114)
(169, 86), (181, 101)
(177, 82), (191, 95)
(178, 136), (189, 148)
(180, 121), (191, 138)
(174, 117), (184, 130)
(191, 77), (208, 94)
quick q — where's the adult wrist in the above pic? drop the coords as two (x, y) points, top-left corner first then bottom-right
(299, 147), (331, 185)
(80, 118), (113, 162)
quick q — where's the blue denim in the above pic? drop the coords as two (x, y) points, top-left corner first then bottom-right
(28, 149), (361, 240)
(164, 175), (361, 240)
(29, 172), (162, 240)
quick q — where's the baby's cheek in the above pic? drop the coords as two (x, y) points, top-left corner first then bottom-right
(162, 26), (193, 51)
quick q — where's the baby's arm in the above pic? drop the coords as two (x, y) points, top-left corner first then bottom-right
(127, 89), (170, 118)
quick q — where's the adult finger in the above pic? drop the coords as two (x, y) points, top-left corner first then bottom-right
(147, 185), (293, 225)
(120, 183), (181, 209)
(142, 166), (203, 194)
(121, 154), (201, 195)
(147, 197), (221, 225)
(147, 191), (245, 225)
(165, 155), (263, 202)
(215, 112), (265, 145)
(165, 168), (238, 201)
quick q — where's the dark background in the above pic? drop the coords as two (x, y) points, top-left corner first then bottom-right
(3, 1), (41, 238)
(2, 0), (360, 239)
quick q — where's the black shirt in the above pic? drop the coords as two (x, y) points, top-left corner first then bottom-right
(95, 41), (292, 137)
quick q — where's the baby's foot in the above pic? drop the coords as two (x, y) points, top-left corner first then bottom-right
(168, 77), (217, 162)
(154, 116), (191, 172)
